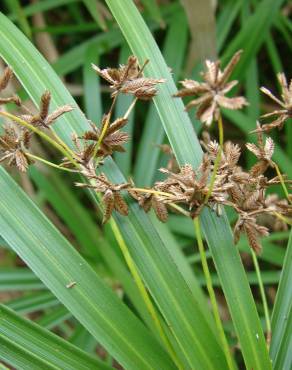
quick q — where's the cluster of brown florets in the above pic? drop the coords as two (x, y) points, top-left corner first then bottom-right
(0, 52), (291, 254)
(0, 67), (73, 171)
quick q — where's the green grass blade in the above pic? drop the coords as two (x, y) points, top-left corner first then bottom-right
(0, 269), (44, 291)
(222, 0), (285, 80)
(52, 4), (179, 76)
(5, 0), (32, 39)
(29, 167), (100, 260)
(114, 44), (135, 176)
(0, 167), (175, 370)
(69, 324), (97, 353)
(82, 0), (107, 31)
(149, 215), (216, 332)
(216, 0), (243, 53)
(105, 1), (271, 368)
(83, 46), (102, 122)
(134, 11), (188, 185)
(0, 11), (224, 369)
(0, 304), (111, 370)
(140, 0), (164, 26)
(36, 306), (71, 330)
(8, 0), (78, 21)
(270, 230), (292, 369)
(6, 291), (59, 314)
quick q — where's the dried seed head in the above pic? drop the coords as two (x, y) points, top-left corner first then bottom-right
(252, 72), (292, 133)
(114, 192), (128, 216)
(0, 67), (13, 91)
(245, 223), (262, 254)
(92, 55), (165, 99)
(152, 196), (168, 222)
(39, 90), (51, 121)
(174, 51), (248, 126)
(102, 190), (114, 223)
(18, 91), (73, 128)
(0, 125), (32, 172)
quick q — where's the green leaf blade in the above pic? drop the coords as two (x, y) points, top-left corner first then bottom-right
(0, 11), (227, 370)
(0, 304), (111, 370)
(0, 167), (175, 370)
(104, 1), (271, 369)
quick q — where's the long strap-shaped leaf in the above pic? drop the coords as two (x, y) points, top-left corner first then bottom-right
(0, 12), (227, 370)
(270, 230), (292, 369)
(0, 168), (174, 370)
(104, 1), (272, 369)
(0, 304), (111, 370)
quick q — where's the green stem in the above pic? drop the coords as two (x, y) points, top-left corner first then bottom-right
(273, 163), (291, 203)
(0, 111), (78, 167)
(204, 149), (222, 203)
(109, 218), (182, 369)
(25, 153), (77, 173)
(123, 97), (138, 119)
(251, 250), (271, 349)
(92, 95), (118, 160)
(194, 217), (234, 370)
(218, 112), (224, 147)
(205, 113), (224, 203)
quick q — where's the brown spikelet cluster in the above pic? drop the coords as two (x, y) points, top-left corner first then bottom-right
(0, 53), (290, 256)
(174, 51), (248, 126)
(0, 67), (73, 172)
(0, 125), (31, 172)
(76, 173), (129, 223)
(252, 73), (292, 133)
(92, 55), (165, 100)
(81, 115), (129, 157)
(0, 67), (21, 106)
(19, 90), (73, 129)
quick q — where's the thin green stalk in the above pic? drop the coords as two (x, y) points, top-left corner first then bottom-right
(0, 111), (78, 167)
(251, 250), (271, 349)
(2, 104), (181, 367)
(194, 217), (234, 370)
(218, 112), (224, 147)
(273, 212), (292, 226)
(109, 218), (182, 369)
(92, 95), (118, 160)
(204, 150), (222, 203)
(123, 97), (138, 119)
(205, 113), (224, 203)
(25, 152), (77, 173)
(273, 162), (291, 203)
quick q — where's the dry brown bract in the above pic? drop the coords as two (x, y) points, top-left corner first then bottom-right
(252, 73), (292, 133)
(234, 215), (269, 254)
(246, 125), (274, 176)
(174, 51), (248, 126)
(0, 67), (21, 106)
(155, 157), (231, 218)
(92, 55), (165, 100)
(81, 115), (129, 157)
(20, 90), (73, 128)
(0, 126), (31, 172)
(76, 173), (129, 223)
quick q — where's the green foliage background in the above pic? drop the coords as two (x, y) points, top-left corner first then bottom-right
(0, 1), (291, 369)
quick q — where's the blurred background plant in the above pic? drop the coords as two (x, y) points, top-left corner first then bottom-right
(0, 0), (291, 369)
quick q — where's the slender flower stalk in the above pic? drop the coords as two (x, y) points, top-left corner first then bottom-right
(194, 217), (234, 370)
(273, 163), (291, 203)
(0, 111), (78, 167)
(109, 218), (182, 369)
(251, 250), (271, 349)
(25, 152), (78, 173)
(218, 112), (224, 147)
(204, 113), (224, 203)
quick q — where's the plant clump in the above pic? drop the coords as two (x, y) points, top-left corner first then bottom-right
(0, 53), (291, 254)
